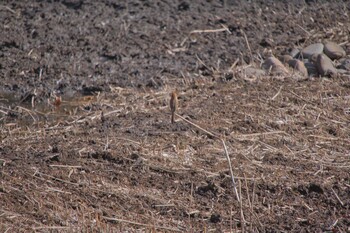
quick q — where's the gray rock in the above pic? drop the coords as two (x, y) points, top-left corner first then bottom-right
(324, 42), (346, 60)
(288, 59), (308, 77)
(304, 62), (318, 76)
(339, 58), (350, 71)
(262, 57), (289, 74)
(280, 54), (293, 64)
(310, 53), (319, 63)
(301, 43), (324, 59)
(290, 48), (300, 58)
(302, 59), (309, 63)
(316, 54), (337, 77)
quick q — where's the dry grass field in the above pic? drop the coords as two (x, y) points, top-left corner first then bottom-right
(1, 0), (350, 232)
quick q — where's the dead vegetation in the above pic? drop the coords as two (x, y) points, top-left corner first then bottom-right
(1, 72), (350, 232)
(1, 0), (350, 232)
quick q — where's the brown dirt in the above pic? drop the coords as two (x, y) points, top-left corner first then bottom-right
(1, 1), (350, 232)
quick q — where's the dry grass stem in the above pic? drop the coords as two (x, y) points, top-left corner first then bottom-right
(175, 113), (218, 138)
(331, 188), (344, 206)
(222, 139), (240, 202)
(271, 85), (283, 100)
(190, 26), (230, 34)
(241, 30), (253, 63)
(0, 4), (16, 14)
(102, 216), (182, 232)
(49, 165), (82, 168)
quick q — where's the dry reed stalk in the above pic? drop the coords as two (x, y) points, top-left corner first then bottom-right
(49, 165), (82, 168)
(0, 5), (16, 14)
(33, 170), (79, 186)
(331, 188), (344, 206)
(32, 226), (70, 230)
(190, 26), (230, 34)
(222, 139), (241, 202)
(241, 30), (253, 63)
(239, 180), (245, 232)
(175, 113), (241, 202)
(170, 91), (178, 124)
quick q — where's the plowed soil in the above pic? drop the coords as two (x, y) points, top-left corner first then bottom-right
(1, 1), (350, 232)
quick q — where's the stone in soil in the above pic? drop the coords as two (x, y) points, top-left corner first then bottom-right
(290, 48), (300, 58)
(288, 59), (308, 77)
(304, 62), (318, 76)
(323, 42), (346, 60)
(301, 43), (324, 59)
(310, 53), (319, 63)
(280, 55), (293, 64)
(338, 58), (350, 71)
(262, 57), (289, 75)
(315, 54), (337, 77)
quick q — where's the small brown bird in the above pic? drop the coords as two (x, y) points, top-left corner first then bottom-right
(53, 96), (62, 109)
(170, 90), (178, 124)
